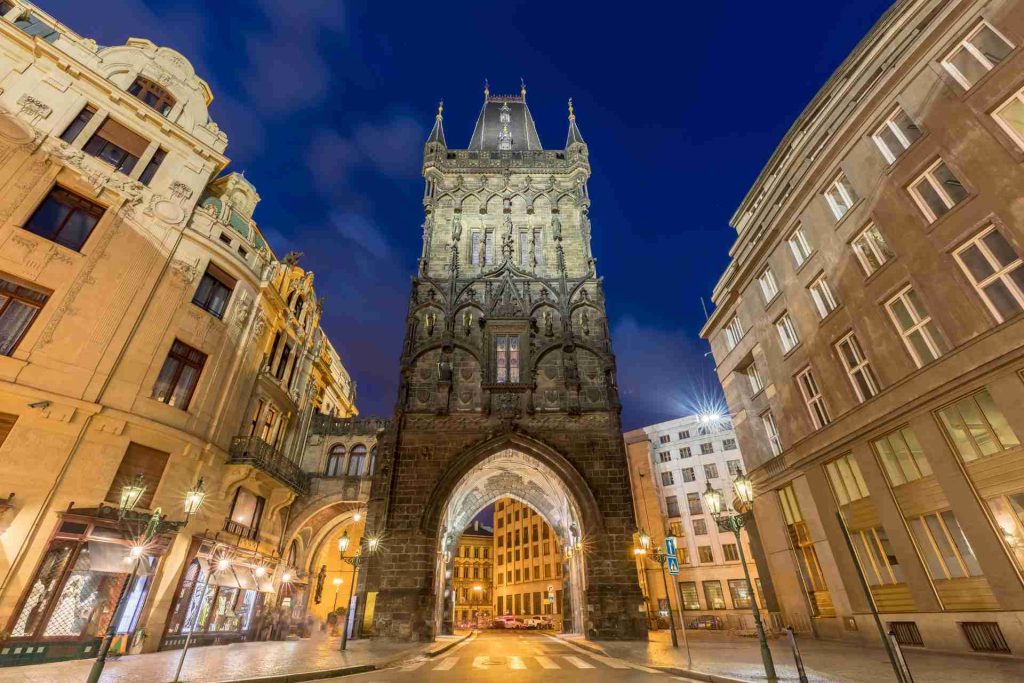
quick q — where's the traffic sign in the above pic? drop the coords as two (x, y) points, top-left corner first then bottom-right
(665, 537), (680, 575)
(666, 555), (680, 575)
(664, 536), (677, 556)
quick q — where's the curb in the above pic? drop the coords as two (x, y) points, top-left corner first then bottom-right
(425, 630), (476, 658)
(203, 663), (376, 683)
(651, 666), (751, 683)
(553, 633), (606, 656)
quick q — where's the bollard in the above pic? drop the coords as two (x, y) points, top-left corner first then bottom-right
(887, 630), (915, 683)
(786, 626), (809, 683)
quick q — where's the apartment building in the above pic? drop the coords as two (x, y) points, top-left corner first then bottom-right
(492, 498), (563, 627)
(701, 0), (1024, 656)
(452, 521), (493, 628)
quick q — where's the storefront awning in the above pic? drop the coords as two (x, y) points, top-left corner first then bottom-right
(196, 557), (241, 588)
(256, 572), (275, 594)
(86, 541), (156, 575)
(234, 567), (258, 591)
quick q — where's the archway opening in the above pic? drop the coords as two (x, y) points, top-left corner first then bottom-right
(304, 512), (366, 638)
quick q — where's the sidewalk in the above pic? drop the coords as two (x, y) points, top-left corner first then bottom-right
(0, 632), (431, 683)
(592, 630), (1023, 683)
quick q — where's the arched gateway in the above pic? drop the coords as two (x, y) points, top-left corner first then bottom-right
(357, 87), (647, 641)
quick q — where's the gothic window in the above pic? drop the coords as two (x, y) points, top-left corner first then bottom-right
(471, 231), (481, 265)
(498, 103), (513, 150)
(533, 229), (543, 266)
(325, 444), (345, 477)
(519, 230), (530, 266)
(347, 444), (368, 476)
(485, 230), (495, 265)
(495, 335), (520, 383)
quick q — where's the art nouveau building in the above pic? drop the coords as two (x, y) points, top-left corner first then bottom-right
(702, 0), (1024, 656)
(0, 2), (353, 665)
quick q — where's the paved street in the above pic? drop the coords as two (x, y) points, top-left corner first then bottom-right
(335, 630), (676, 682)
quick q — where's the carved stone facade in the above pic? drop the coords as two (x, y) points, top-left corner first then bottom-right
(360, 89), (646, 641)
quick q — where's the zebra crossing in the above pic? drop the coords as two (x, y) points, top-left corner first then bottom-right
(399, 652), (659, 672)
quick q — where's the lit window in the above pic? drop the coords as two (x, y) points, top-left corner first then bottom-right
(941, 21), (1013, 90)
(758, 266), (779, 303)
(824, 453), (868, 505)
(824, 173), (858, 220)
(128, 76), (176, 117)
(228, 488), (265, 534)
(993, 86), (1024, 150)
(808, 275), (838, 319)
(728, 579), (753, 607)
(745, 362), (764, 394)
(797, 367), (831, 429)
(954, 226), (1024, 322)
(849, 528), (904, 585)
(703, 579), (725, 607)
(698, 546), (715, 564)
(885, 286), (948, 367)
(0, 276), (48, 356)
(775, 312), (799, 353)
(723, 544), (740, 562)
(151, 340), (207, 410)
(494, 334), (520, 383)
(872, 426), (932, 486)
(724, 315), (744, 351)
(835, 332), (879, 402)
(908, 160), (968, 222)
(762, 411), (782, 456)
(872, 106), (921, 163)
(987, 492), (1024, 572)
(788, 225), (813, 267)
(937, 389), (1019, 463)
(851, 223), (895, 276)
(909, 510), (983, 579)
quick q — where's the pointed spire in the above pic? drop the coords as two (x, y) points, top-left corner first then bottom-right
(483, 78), (490, 100)
(566, 97), (586, 147)
(520, 78), (526, 99)
(426, 99), (446, 147)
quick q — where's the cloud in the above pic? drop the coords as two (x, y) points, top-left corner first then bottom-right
(330, 211), (392, 260)
(351, 116), (424, 178)
(306, 128), (360, 194)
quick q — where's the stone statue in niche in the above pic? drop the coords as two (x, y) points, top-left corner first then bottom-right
(581, 311), (591, 336)
(437, 354), (453, 382)
(501, 215), (514, 260)
(451, 215), (461, 242)
(552, 215), (562, 241)
(424, 311), (437, 336)
(462, 310), (473, 336)
(543, 310), (553, 337)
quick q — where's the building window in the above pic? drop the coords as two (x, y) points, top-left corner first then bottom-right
(824, 453), (869, 505)
(678, 430), (690, 439)
(192, 263), (235, 319)
(873, 427), (932, 486)
(723, 439), (737, 451)
(852, 223), (895, 276)
(485, 230), (495, 265)
(788, 225), (813, 267)
(700, 442), (713, 455)
(680, 446), (692, 458)
(727, 459), (742, 476)
(698, 546), (715, 564)
(693, 518), (707, 535)
(779, 485), (833, 616)
(775, 312), (799, 353)
(152, 340), (206, 410)
(83, 118), (149, 175)
(345, 443), (367, 476)
(724, 315), (744, 351)
(325, 444), (345, 477)
(835, 332), (879, 402)
(470, 231), (481, 265)
(494, 334), (520, 383)
(942, 21), (1013, 90)
(24, 187), (105, 252)
(873, 106), (921, 163)
(758, 266), (779, 303)
(679, 582), (700, 610)
(0, 276), (48, 356)
(703, 580), (726, 609)
(808, 275), (839, 319)
(909, 510), (983, 579)
(104, 443), (169, 510)
(659, 434), (671, 444)
(762, 411), (782, 456)
(703, 463), (719, 479)
(658, 451), (672, 463)
(954, 226), (1024, 323)
(682, 467), (696, 482)
(824, 173), (857, 220)
(886, 286), (948, 367)
(60, 105), (96, 144)
(728, 579), (753, 608)
(128, 76), (176, 116)
(745, 362), (764, 394)
(661, 471), (675, 486)
(665, 495), (680, 517)
(850, 528), (904, 585)
(13, 13), (60, 42)
(797, 367), (831, 429)
(987, 491), (1024, 572)
(993, 86), (1024, 150)
(687, 492), (702, 515)
(937, 389), (1019, 462)
(723, 543), (740, 562)
(227, 488), (265, 538)
(138, 148), (166, 187)
(908, 160), (968, 222)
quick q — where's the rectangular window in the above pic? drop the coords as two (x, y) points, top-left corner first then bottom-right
(779, 485), (833, 616)
(788, 225), (813, 267)
(680, 447), (692, 458)
(873, 106), (921, 163)
(993, 86), (1024, 150)
(954, 226), (1024, 322)
(909, 160), (968, 222)
(909, 510), (983, 579)
(665, 495), (680, 517)
(228, 488), (265, 535)
(987, 491), (1024, 572)
(808, 275), (838, 319)
(728, 579), (753, 608)
(758, 266), (779, 303)
(835, 332), (879, 401)
(723, 439), (737, 451)
(886, 286), (948, 367)
(824, 453), (869, 505)
(724, 315), (744, 351)
(658, 451), (672, 463)
(700, 442), (713, 455)
(659, 434), (671, 444)
(679, 582), (700, 610)
(937, 389), (1019, 462)
(0, 276), (48, 356)
(682, 467), (696, 482)
(763, 411), (782, 456)
(191, 263), (235, 319)
(533, 228), (543, 266)
(824, 173), (858, 220)
(14, 13), (60, 43)
(723, 543), (740, 562)
(661, 471), (675, 486)
(687, 492), (702, 515)
(942, 21), (1013, 90)
(151, 339), (207, 410)
(470, 231), (481, 265)
(104, 443), (169, 510)
(24, 187), (105, 252)
(746, 362), (765, 394)
(83, 118), (149, 176)
(797, 366), (831, 429)
(494, 334), (520, 383)
(704, 463), (719, 479)
(693, 518), (707, 535)
(775, 312), (799, 353)
(60, 105), (96, 144)
(678, 430), (690, 439)
(698, 546), (715, 564)
(873, 426), (933, 486)
(138, 148), (166, 186)
(727, 459), (742, 476)
(484, 230), (495, 265)
(703, 580), (726, 608)
(852, 223), (895, 276)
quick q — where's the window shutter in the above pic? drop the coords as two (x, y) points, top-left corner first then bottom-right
(94, 118), (150, 158)
(105, 442), (170, 509)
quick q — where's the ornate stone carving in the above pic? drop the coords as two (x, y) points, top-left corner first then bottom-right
(170, 181), (194, 201)
(170, 258), (199, 284)
(16, 94), (51, 122)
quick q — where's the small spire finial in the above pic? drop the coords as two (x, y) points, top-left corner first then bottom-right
(568, 98), (575, 121)
(483, 78), (490, 99)
(436, 100), (444, 120)
(520, 78), (526, 98)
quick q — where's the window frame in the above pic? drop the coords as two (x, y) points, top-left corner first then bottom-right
(953, 225), (1024, 323)
(808, 274), (839, 319)
(835, 332), (879, 402)
(762, 410), (782, 456)
(851, 223), (894, 276)
(724, 315), (744, 351)
(941, 20), (1015, 90)
(191, 263), (236, 319)
(23, 186), (105, 252)
(757, 266), (779, 303)
(872, 426), (933, 487)
(0, 276), (49, 356)
(885, 286), (946, 367)
(494, 333), (521, 384)
(824, 453), (869, 505)
(872, 106), (921, 163)
(796, 366), (831, 429)
(788, 225), (813, 267)
(824, 173), (857, 221)
(746, 362), (765, 394)
(936, 389), (1020, 463)
(128, 76), (176, 117)
(992, 86), (1024, 150)
(151, 339), (207, 410)
(908, 159), (968, 223)
(775, 312), (800, 353)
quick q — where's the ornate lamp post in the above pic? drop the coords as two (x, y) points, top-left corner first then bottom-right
(332, 577), (343, 611)
(633, 530), (679, 648)
(337, 531), (380, 651)
(703, 471), (776, 680)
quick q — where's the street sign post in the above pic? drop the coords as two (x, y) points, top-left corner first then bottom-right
(665, 537), (680, 575)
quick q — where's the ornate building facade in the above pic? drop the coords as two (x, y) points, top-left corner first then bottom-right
(702, 0), (1024, 656)
(359, 86), (646, 641)
(452, 520), (492, 628)
(0, 2), (354, 665)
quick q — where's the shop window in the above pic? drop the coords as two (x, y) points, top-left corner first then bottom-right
(779, 484), (834, 617)
(937, 388), (1019, 462)
(678, 581), (700, 610)
(728, 579), (753, 608)
(703, 580), (726, 609)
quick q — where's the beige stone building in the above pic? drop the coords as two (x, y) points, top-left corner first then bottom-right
(0, 1), (353, 665)
(701, 0), (1024, 656)
(493, 497), (563, 627)
(452, 520), (493, 628)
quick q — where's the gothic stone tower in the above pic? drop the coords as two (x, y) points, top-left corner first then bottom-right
(362, 84), (647, 641)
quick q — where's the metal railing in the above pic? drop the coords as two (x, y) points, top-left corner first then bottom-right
(229, 436), (310, 495)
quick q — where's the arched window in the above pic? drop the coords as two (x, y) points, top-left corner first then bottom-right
(347, 444), (367, 477)
(128, 76), (176, 117)
(368, 446), (377, 475)
(325, 444), (345, 477)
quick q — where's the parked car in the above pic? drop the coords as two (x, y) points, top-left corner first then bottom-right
(690, 615), (724, 630)
(491, 616), (525, 629)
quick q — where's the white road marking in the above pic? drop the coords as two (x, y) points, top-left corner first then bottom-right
(591, 655), (630, 669)
(565, 655), (596, 669)
(433, 657), (458, 671)
(472, 655), (490, 669)
(400, 659), (426, 671)
(535, 655), (560, 669)
(509, 655), (527, 670)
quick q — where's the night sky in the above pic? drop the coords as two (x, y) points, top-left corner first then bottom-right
(45, 0), (893, 430)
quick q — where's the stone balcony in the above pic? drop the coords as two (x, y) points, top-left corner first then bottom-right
(229, 435), (311, 495)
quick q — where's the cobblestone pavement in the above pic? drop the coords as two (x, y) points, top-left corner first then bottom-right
(0, 632), (426, 683)
(596, 630), (1022, 683)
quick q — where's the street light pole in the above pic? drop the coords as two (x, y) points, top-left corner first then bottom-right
(634, 531), (679, 649)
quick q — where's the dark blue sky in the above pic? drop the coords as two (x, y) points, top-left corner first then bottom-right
(47, 0), (892, 430)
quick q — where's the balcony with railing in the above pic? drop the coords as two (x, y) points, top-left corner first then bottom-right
(229, 435), (310, 495)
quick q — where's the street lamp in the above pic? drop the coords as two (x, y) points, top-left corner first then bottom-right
(337, 530), (381, 651)
(332, 577), (343, 611)
(182, 478), (206, 522)
(703, 472), (776, 680)
(117, 474), (147, 517)
(632, 528), (679, 649)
